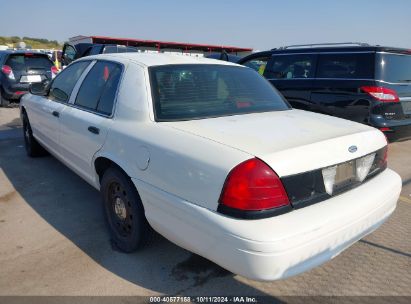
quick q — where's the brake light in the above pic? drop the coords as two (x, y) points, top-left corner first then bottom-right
(1, 65), (15, 80)
(361, 86), (399, 102)
(219, 158), (290, 211)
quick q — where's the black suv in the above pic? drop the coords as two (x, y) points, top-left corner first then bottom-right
(238, 43), (411, 141)
(61, 43), (138, 66)
(1, 50), (57, 107)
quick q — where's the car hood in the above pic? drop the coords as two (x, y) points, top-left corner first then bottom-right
(162, 109), (387, 176)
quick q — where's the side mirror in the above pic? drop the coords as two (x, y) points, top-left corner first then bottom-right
(29, 82), (49, 96)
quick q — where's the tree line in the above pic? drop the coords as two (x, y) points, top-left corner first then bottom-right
(0, 36), (61, 48)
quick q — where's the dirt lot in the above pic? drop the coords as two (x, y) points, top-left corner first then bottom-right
(0, 107), (410, 297)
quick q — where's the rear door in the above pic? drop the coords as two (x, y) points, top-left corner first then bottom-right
(264, 54), (317, 111)
(310, 52), (375, 122)
(375, 52), (411, 119)
(59, 60), (123, 183)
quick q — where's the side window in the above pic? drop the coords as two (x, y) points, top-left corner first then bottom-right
(265, 55), (316, 79)
(242, 56), (270, 75)
(74, 61), (122, 116)
(317, 53), (374, 79)
(89, 46), (103, 56)
(49, 61), (90, 102)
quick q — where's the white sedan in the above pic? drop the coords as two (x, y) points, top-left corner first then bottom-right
(20, 53), (401, 281)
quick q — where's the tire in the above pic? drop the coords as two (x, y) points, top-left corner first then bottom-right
(0, 90), (10, 107)
(101, 166), (152, 253)
(22, 112), (46, 157)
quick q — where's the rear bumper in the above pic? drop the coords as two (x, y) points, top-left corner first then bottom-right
(2, 83), (30, 100)
(134, 169), (401, 281)
(384, 122), (411, 142)
(370, 115), (411, 142)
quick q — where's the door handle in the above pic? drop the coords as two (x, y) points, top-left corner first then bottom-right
(52, 111), (60, 117)
(88, 126), (100, 135)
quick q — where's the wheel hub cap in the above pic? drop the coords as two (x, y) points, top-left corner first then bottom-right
(114, 197), (127, 220)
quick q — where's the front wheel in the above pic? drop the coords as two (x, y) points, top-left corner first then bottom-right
(22, 113), (47, 157)
(101, 167), (152, 253)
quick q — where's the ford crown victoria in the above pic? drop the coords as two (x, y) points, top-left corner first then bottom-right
(20, 53), (401, 281)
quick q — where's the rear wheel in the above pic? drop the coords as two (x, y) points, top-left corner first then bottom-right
(101, 167), (152, 253)
(22, 112), (46, 157)
(0, 91), (10, 107)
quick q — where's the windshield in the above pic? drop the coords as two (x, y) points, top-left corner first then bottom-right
(376, 53), (411, 83)
(150, 64), (290, 121)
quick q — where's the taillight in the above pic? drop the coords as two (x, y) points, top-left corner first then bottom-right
(219, 158), (290, 211)
(51, 66), (58, 77)
(1, 65), (15, 80)
(361, 86), (399, 102)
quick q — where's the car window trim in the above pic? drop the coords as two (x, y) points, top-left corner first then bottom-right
(266, 77), (375, 81)
(68, 59), (125, 119)
(270, 51), (375, 56)
(68, 60), (97, 104)
(377, 51), (411, 57)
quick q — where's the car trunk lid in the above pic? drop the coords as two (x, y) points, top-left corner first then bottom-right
(163, 109), (386, 177)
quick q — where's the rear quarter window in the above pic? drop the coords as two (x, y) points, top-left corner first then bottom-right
(376, 53), (411, 83)
(316, 53), (374, 79)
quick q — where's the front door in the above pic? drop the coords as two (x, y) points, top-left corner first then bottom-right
(28, 60), (91, 154)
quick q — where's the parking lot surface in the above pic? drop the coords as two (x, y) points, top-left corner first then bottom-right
(0, 107), (410, 297)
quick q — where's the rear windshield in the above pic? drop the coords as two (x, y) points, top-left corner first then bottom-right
(376, 53), (411, 83)
(103, 45), (139, 54)
(5, 54), (53, 70)
(150, 64), (290, 121)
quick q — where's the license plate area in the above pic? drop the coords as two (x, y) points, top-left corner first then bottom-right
(332, 161), (356, 191)
(20, 75), (42, 83)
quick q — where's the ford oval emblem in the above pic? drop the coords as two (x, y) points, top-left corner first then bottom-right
(348, 145), (358, 153)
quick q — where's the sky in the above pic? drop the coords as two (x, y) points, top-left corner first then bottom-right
(1, 0), (410, 51)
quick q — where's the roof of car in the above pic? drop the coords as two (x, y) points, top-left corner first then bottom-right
(268, 45), (411, 55)
(78, 52), (240, 67)
(0, 50), (48, 55)
(237, 45), (411, 63)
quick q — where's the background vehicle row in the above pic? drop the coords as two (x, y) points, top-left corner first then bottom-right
(238, 43), (411, 141)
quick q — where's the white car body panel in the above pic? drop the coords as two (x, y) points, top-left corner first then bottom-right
(24, 94), (65, 155)
(59, 106), (112, 183)
(162, 110), (387, 177)
(20, 53), (401, 281)
(135, 168), (400, 281)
